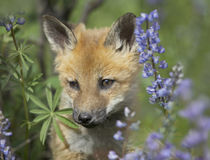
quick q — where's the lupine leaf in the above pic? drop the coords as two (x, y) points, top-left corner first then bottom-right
(40, 117), (51, 144)
(33, 73), (43, 81)
(28, 87), (34, 93)
(30, 109), (49, 115)
(56, 114), (78, 129)
(45, 87), (53, 110)
(22, 53), (34, 63)
(20, 54), (29, 71)
(33, 114), (49, 123)
(28, 94), (49, 111)
(55, 108), (73, 115)
(52, 87), (62, 111)
(53, 119), (65, 143)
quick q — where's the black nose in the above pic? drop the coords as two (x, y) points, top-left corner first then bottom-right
(78, 113), (92, 125)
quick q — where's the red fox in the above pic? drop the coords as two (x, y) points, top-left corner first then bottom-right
(43, 13), (140, 160)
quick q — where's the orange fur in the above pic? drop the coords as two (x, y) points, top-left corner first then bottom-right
(43, 13), (140, 160)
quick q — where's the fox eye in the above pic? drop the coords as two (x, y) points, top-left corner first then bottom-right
(99, 78), (115, 89)
(69, 80), (80, 90)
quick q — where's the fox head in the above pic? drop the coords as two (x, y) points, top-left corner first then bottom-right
(43, 13), (140, 128)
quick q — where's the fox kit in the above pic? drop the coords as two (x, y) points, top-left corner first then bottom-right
(43, 13), (140, 160)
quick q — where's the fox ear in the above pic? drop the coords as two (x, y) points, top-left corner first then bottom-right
(42, 15), (77, 53)
(104, 13), (136, 51)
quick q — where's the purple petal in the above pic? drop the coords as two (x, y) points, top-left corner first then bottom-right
(16, 17), (25, 25)
(157, 88), (170, 97)
(113, 131), (124, 141)
(179, 99), (208, 121)
(129, 120), (141, 131)
(182, 130), (208, 148)
(175, 150), (191, 160)
(108, 150), (119, 160)
(116, 120), (127, 128)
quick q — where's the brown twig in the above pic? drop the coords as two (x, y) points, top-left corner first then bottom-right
(79, 0), (105, 24)
(13, 134), (39, 152)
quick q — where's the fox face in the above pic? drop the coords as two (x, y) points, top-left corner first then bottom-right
(43, 13), (140, 128)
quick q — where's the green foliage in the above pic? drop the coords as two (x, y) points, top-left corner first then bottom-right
(29, 85), (78, 145)
(0, 0), (210, 159)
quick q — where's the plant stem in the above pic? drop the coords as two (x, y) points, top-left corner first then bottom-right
(11, 27), (29, 160)
(145, 20), (168, 116)
(122, 127), (129, 157)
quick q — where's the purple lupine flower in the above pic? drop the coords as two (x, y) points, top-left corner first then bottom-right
(182, 130), (208, 148)
(135, 9), (178, 111)
(139, 52), (150, 64)
(113, 131), (124, 141)
(146, 86), (156, 95)
(9, 16), (15, 23)
(174, 79), (192, 100)
(142, 63), (154, 78)
(0, 111), (15, 160)
(152, 56), (159, 64)
(197, 117), (210, 131)
(179, 99), (208, 121)
(159, 60), (168, 69)
(158, 45), (165, 54)
(148, 9), (159, 22)
(16, 17), (25, 25)
(155, 143), (173, 160)
(5, 23), (12, 32)
(122, 150), (143, 160)
(0, 139), (6, 148)
(149, 94), (158, 104)
(0, 14), (25, 32)
(146, 132), (163, 151)
(124, 107), (135, 118)
(116, 120), (127, 128)
(129, 120), (140, 131)
(108, 150), (119, 160)
(175, 150), (191, 160)
(157, 88), (170, 97)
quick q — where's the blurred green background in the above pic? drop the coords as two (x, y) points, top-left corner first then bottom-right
(0, 0), (210, 159)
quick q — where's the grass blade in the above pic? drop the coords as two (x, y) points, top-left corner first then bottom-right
(56, 114), (78, 129)
(53, 119), (65, 143)
(55, 108), (73, 115)
(40, 117), (52, 145)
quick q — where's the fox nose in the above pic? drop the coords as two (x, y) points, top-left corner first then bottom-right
(78, 113), (92, 125)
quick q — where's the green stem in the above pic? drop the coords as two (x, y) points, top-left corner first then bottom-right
(145, 20), (168, 117)
(11, 27), (29, 160)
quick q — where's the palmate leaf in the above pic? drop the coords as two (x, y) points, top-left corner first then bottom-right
(45, 87), (53, 110)
(55, 114), (78, 129)
(30, 109), (49, 115)
(33, 114), (49, 123)
(20, 54), (29, 71)
(53, 119), (65, 143)
(22, 53), (34, 64)
(28, 94), (49, 111)
(55, 108), (73, 115)
(40, 117), (52, 145)
(52, 87), (62, 111)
